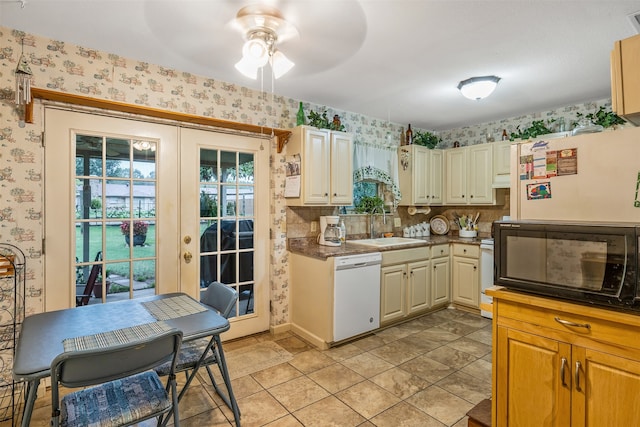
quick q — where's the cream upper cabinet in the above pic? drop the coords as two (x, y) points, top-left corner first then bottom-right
(398, 145), (443, 206)
(492, 140), (511, 188)
(451, 243), (479, 308)
(285, 125), (353, 206)
(445, 144), (495, 205)
(330, 131), (354, 204)
(611, 34), (640, 126)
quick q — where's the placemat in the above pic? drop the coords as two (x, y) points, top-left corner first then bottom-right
(142, 294), (207, 321)
(62, 321), (173, 352)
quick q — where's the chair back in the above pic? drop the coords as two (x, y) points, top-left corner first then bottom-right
(201, 281), (238, 318)
(51, 325), (182, 389)
(76, 251), (102, 306)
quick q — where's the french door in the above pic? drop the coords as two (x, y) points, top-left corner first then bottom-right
(44, 108), (269, 338)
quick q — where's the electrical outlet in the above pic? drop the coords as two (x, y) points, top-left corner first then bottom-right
(281, 221), (287, 233)
(394, 217), (402, 227)
(311, 221), (318, 232)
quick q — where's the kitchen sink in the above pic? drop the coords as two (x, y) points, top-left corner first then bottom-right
(348, 237), (426, 247)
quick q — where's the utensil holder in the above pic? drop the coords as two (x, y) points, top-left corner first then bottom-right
(459, 229), (477, 238)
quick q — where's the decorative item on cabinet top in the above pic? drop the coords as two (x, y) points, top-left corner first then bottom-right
(400, 148), (410, 170)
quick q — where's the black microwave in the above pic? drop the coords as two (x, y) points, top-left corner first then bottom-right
(494, 220), (640, 312)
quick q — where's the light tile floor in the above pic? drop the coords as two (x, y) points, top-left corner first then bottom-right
(27, 308), (492, 427)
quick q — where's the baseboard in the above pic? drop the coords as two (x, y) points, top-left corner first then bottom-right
(289, 324), (330, 350)
(270, 322), (291, 336)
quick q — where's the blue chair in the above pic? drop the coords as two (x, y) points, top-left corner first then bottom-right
(50, 323), (182, 427)
(155, 281), (240, 426)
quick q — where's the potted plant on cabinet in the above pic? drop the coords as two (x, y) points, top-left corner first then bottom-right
(120, 220), (148, 246)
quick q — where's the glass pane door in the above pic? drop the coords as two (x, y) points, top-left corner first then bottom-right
(74, 134), (157, 304)
(199, 149), (255, 316)
(180, 127), (269, 338)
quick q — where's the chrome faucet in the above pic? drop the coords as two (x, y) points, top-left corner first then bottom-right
(369, 205), (386, 238)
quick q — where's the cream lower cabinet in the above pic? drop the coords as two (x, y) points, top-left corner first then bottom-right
(380, 247), (430, 325)
(430, 244), (450, 306)
(451, 243), (479, 308)
(491, 288), (640, 427)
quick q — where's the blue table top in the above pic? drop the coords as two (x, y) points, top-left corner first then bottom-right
(13, 293), (229, 380)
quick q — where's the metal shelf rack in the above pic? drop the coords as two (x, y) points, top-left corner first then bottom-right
(0, 244), (26, 426)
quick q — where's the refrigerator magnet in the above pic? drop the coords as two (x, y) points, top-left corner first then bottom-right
(527, 182), (552, 200)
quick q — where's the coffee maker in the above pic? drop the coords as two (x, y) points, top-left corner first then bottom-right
(318, 216), (341, 247)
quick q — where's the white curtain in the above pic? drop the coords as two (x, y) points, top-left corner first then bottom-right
(353, 139), (401, 204)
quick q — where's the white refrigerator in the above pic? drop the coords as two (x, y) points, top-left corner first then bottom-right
(510, 126), (640, 222)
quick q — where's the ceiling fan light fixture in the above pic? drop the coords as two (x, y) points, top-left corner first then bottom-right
(242, 33), (271, 66)
(235, 56), (259, 79)
(458, 75), (501, 100)
(233, 5), (296, 79)
(271, 50), (294, 79)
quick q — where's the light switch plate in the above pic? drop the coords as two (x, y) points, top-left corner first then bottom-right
(394, 217), (401, 227)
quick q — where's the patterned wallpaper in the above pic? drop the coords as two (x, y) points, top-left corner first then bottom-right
(0, 25), (614, 325)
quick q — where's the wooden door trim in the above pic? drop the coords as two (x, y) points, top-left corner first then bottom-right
(26, 87), (292, 152)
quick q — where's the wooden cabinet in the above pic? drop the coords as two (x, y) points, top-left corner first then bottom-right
(398, 145), (443, 205)
(285, 125), (353, 206)
(451, 243), (479, 308)
(611, 34), (640, 126)
(492, 140), (511, 188)
(430, 244), (450, 306)
(490, 288), (640, 427)
(380, 247), (430, 325)
(445, 144), (495, 205)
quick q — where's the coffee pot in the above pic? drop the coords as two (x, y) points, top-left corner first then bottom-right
(318, 216), (341, 247)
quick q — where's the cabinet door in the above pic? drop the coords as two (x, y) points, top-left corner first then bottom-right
(407, 260), (430, 314)
(381, 264), (406, 323)
(429, 150), (444, 204)
(413, 146), (430, 204)
(572, 346), (640, 427)
(452, 255), (479, 307)
(330, 132), (353, 205)
(431, 257), (450, 306)
(445, 148), (467, 204)
(496, 327), (572, 427)
(467, 144), (493, 204)
(302, 128), (330, 204)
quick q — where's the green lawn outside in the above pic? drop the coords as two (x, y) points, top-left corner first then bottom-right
(75, 224), (156, 283)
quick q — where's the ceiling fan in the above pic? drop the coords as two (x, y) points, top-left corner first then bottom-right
(231, 4), (298, 79)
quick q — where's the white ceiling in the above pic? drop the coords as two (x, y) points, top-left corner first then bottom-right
(2, 0), (639, 131)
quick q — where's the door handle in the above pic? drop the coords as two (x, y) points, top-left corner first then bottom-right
(575, 361), (582, 391)
(554, 317), (591, 330)
(560, 357), (568, 387)
(183, 251), (193, 263)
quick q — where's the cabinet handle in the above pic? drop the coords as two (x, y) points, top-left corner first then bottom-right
(554, 317), (591, 330)
(473, 265), (477, 271)
(575, 361), (582, 391)
(324, 193), (328, 196)
(560, 357), (568, 387)
(463, 249), (467, 253)
(333, 193), (337, 196)
(470, 195), (474, 198)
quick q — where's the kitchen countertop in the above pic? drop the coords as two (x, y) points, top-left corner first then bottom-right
(288, 235), (485, 259)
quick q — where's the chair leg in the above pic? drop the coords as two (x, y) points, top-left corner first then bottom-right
(213, 335), (241, 427)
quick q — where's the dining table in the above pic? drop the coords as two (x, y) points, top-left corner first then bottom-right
(12, 292), (240, 427)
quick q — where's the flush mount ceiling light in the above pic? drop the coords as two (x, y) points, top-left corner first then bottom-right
(457, 76), (501, 100)
(233, 5), (297, 79)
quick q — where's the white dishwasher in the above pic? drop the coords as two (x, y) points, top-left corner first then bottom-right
(333, 252), (382, 341)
